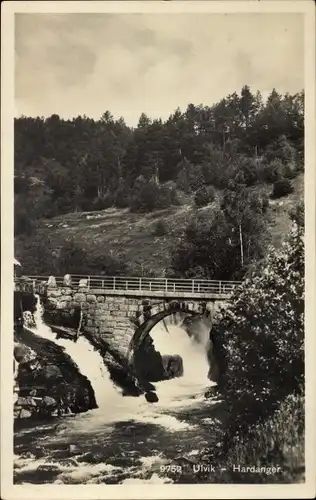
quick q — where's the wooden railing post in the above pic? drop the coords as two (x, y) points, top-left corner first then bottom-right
(165, 279), (168, 292)
(219, 281), (221, 294)
(139, 278), (142, 291)
(192, 279), (195, 293)
(113, 277), (116, 290)
(87, 276), (90, 291)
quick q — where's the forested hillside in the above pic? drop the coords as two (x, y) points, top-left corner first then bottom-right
(15, 86), (304, 278)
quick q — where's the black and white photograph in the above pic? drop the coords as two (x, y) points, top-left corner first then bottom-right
(1, 1), (316, 498)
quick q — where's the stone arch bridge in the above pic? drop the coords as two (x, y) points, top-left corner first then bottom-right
(16, 275), (241, 351)
(15, 275), (241, 388)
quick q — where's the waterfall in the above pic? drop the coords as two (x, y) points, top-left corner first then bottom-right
(150, 318), (212, 406)
(31, 295), (120, 408)
(27, 295), (215, 429)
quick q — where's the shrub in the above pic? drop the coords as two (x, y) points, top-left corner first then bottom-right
(213, 219), (304, 442)
(130, 180), (160, 212)
(175, 160), (205, 193)
(114, 183), (131, 208)
(14, 210), (35, 236)
(130, 180), (176, 213)
(235, 156), (259, 186)
(15, 233), (59, 275)
(92, 193), (114, 211)
(57, 239), (89, 275)
(281, 161), (297, 180)
(218, 390), (304, 483)
(264, 135), (296, 164)
(194, 185), (215, 207)
(261, 159), (283, 183)
(85, 251), (128, 276)
(152, 219), (168, 236)
(271, 178), (294, 198)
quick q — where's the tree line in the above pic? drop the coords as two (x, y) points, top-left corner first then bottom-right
(15, 86), (303, 224)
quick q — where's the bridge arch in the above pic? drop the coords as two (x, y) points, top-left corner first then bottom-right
(129, 299), (210, 356)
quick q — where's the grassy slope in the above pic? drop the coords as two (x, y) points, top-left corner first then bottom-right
(17, 174), (304, 276)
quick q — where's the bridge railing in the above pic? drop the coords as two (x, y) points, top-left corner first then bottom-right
(19, 275), (242, 295)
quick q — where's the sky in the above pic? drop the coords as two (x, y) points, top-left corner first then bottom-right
(15, 13), (304, 126)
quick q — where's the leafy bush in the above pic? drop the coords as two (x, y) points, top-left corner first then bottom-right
(15, 234), (59, 275)
(14, 210), (35, 236)
(194, 185), (215, 207)
(271, 178), (294, 198)
(153, 219), (168, 236)
(213, 219), (304, 441)
(281, 161), (297, 180)
(130, 180), (160, 212)
(130, 179), (177, 213)
(264, 135), (296, 164)
(234, 156), (259, 186)
(170, 210), (242, 280)
(290, 201), (304, 228)
(58, 239), (89, 275)
(260, 159), (283, 183)
(92, 193), (114, 211)
(84, 251), (128, 276)
(175, 160), (205, 193)
(216, 390), (304, 483)
(114, 183), (131, 208)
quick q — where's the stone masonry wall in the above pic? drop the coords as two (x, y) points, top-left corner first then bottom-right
(42, 278), (227, 364)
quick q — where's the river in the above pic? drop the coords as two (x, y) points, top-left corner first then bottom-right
(14, 300), (224, 485)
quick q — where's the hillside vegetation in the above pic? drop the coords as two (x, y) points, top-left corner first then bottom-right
(15, 85), (304, 278)
(15, 173), (303, 277)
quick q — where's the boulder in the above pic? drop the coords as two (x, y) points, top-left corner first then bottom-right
(14, 342), (36, 363)
(23, 311), (36, 329)
(43, 364), (63, 379)
(145, 391), (159, 403)
(41, 395), (57, 407)
(14, 327), (97, 419)
(14, 343), (29, 362)
(162, 354), (184, 379)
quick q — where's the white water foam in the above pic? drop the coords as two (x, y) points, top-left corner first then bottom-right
(32, 296), (120, 408)
(29, 296), (214, 432)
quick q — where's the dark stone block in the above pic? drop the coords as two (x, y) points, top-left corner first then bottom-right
(145, 391), (159, 403)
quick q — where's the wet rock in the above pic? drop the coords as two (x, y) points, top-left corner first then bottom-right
(41, 395), (57, 407)
(16, 396), (37, 408)
(145, 391), (159, 403)
(43, 364), (64, 379)
(18, 408), (32, 418)
(162, 354), (184, 379)
(14, 327), (97, 419)
(204, 386), (219, 398)
(34, 446), (46, 458)
(133, 336), (165, 383)
(23, 311), (36, 329)
(69, 444), (79, 455)
(14, 343), (31, 362)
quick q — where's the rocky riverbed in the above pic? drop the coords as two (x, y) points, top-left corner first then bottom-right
(14, 327), (97, 419)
